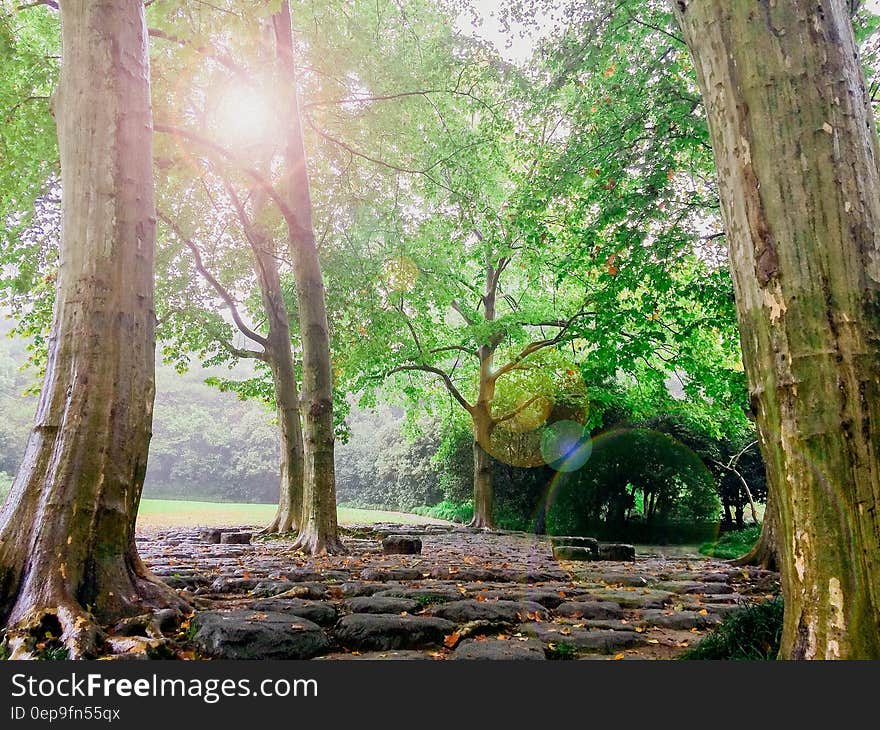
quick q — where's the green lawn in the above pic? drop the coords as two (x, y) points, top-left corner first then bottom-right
(136, 498), (448, 530)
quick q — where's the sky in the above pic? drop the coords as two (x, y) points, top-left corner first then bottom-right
(454, 0), (546, 64)
(461, 1), (880, 64)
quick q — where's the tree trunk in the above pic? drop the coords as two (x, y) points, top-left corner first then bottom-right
(0, 0), (185, 658)
(243, 183), (305, 536)
(256, 246), (304, 535)
(673, 0), (880, 658)
(470, 437), (496, 529)
(272, 2), (343, 554)
(732, 489), (779, 571)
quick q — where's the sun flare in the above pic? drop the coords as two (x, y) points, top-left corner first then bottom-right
(209, 84), (276, 149)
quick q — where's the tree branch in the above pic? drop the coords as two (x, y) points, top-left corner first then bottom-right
(157, 211), (270, 350)
(491, 309), (592, 383)
(450, 299), (476, 325)
(153, 123), (297, 226)
(386, 364), (474, 413)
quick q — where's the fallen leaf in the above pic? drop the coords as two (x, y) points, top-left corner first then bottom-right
(443, 632), (460, 648)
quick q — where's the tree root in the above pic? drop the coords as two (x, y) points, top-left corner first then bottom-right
(467, 517), (496, 531)
(1, 568), (191, 660)
(5, 604), (104, 660)
(291, 529), (347, 556)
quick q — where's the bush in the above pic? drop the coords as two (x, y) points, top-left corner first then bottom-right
(544, 428), (720, 542)
(680, 597), (783, 660)
(699, 524), (761, 559)
(412, 500), (473, 524)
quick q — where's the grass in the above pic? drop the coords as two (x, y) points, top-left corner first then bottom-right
(136, 498), (449, 530)
(679, 597), (783, 660)
(699, 524), (761, 559)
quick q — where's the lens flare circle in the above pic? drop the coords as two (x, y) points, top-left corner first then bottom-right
(540, 420), (593, 472)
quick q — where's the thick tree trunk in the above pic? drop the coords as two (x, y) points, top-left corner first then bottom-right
(272, 2), (343, 554)
(470, 437), (496, 529)
(674, 0), (880, 658)
(0, 0), (185, 658)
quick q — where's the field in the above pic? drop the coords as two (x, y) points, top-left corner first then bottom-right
(136, 498), (449, 530)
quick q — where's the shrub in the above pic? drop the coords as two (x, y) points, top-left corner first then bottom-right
(413, 500), (473, 524)
(679, 597), (783, 660)
(699, 524), (761, 559)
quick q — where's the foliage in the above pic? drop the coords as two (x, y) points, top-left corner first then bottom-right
(700, 524), (761, 560)
(335, 407), (444, 511)
(412, 500), (474, 524)
(680, 597), (784, 660)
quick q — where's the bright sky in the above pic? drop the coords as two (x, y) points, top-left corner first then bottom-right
(455, 0), (546, 64)
(460, 1), (880, 64)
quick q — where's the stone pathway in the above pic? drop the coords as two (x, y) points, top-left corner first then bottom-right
(137, 524), (779, 660)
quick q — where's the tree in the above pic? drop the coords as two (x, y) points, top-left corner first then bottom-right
(0, 0), (185, 658)
(157, 180), (305, 535)
(338, 0), (748, 531)
(272, 1), (342, 553)
(673, 0), (880, 658)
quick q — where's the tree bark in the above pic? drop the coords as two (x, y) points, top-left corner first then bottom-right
(0, 0), (185, 658)
(272, 1), (343, 554)
(468, 263), (502, 529)
(254, 241), (304, 535)
(732, 489), (779, 571)
(673, 0), (880, 658)
(470, 435), (496, 529)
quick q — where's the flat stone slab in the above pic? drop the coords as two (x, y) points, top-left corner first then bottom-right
(469, 588), (571, 609)
(199, 529), (222, 544)
(428, 599), (547, 624)
(376, 586), (463, 603)
(346, 596), (422, 615)
(655, 580), (734, 595)
(208, 577), (259, 594)
(553, 546), (598, 561)
(247, 598), (338, 626)
(549, 536), (599, 550)
(382, 535), (423, 555)
(588, 589), (674, 609)
(636, 609), (722, 630)
(517, 623), (645, 654)
(220, 532), (252, 545)
(335, 614), (456, 651)
(555, 600), (624, 619)
(192, 610), (329, 660)
(452, 638), (546, 660)
(598, 544), (636, 561)
(591, 572), (651, 587)
(317, 650), (439, 660)
(360, 568), (424, 582)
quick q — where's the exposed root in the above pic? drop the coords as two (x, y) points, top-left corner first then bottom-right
(729, 540), (777, 571)
(467, 516), (497, 531)
(112, 608), (183, 641)
(291, 528), (347, 556)
(5, 605), (104, 660)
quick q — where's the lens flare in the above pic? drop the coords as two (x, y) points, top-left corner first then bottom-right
(539, 419), (593, 472)
(382, 256), (420, 293)
(210, 84), (276, 149)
